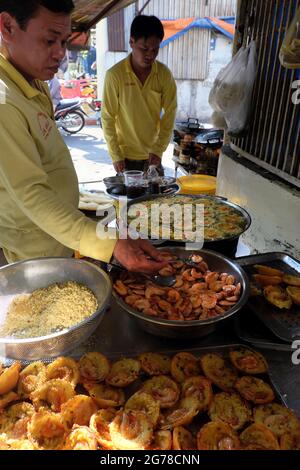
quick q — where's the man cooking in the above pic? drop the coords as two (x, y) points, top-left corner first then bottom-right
(0, 0), (166, 273)
(101, 14), (177, 175)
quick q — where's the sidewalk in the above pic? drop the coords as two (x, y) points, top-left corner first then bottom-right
(63, 125), (178, 191)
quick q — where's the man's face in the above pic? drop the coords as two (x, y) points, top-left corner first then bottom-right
(130, 36), (161, 70)
(0, 6), (71, 81)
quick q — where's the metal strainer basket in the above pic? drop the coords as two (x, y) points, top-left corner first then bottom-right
(0, 258), (112, 360)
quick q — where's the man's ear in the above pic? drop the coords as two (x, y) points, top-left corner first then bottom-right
(129, 37), (134, 48)
(0, 12), (19, 42)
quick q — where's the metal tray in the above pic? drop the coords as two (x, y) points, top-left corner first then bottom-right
(234, 308), (293, 352)
(236, 252), (300, 342)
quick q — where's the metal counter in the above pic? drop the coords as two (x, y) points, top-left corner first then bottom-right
(73, 298), (300, 415)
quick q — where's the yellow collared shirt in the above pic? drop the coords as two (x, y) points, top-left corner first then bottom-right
(0, 54), (116, 263)
(101, 55), (177, 163)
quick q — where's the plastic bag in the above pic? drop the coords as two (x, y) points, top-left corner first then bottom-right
(209, 41), (257, 136)
(279, 6), (300, 69)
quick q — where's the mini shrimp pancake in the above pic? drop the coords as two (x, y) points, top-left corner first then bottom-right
(170, 352), (200, 383)
(160, 397), (199, 429)
(235, 376), (275, 405)
(208, 392), (252, 431)
(90, 408), (117, 450)
(253, 403), (300, 437)
(181, 376), (213, 411)
(61, 395), (98, 428)
(0, 392), (19, 410)
(28, 410), (67, 450)
(84, 382), (125, 408)
(280, 431), (300, 450)
(173, 426), (196, 450)
(125, 391), (160, 426)
(148, 430), (172, 450)
(31, 378), (75, 412)
(200, 353), (238, 391)
(79, 352), (110, 383)
(63, 426), (98, 450)
(240, 423), (279, 450)
(17, 361), (46, 398)
(229, 347), (268, 375)
(139, 352), (171, 376)
(141, 375), (180, 408)
(0, 402), (35, 439)
(197, 421), (240, 450)
(109, 410), (154, 450)
(46, 357), (80, 388)
(105, 358), (141, 387)
(0, 362), (21, 395)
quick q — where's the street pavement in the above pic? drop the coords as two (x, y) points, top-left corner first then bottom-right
(62, 125), (177, 192)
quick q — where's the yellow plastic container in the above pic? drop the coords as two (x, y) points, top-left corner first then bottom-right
(177, 175), (217, 195)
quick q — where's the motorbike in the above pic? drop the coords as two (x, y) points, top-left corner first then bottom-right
(54, 98), (87, 134)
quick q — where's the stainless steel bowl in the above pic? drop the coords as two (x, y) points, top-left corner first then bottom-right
(0, 258), (112, 360)
(112, 248), (249, 339)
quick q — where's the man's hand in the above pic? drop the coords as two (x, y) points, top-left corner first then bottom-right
(149, 153), (161, 167)
(113, 160), (125, 174)
(113, 239), (168, 273)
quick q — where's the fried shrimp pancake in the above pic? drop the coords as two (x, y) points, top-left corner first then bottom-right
(141, 375), (180, 408)
(148, 430), (172, 450)
(170, 352), (200, 383)
(63, 426), (98, 450)
(254, 403), (300, 437)
(181, 376), (213, 411)
(229, 347), (268, 374)
(90, 408), (117, 450)
(17, 362), (46, 398)
(240, 423), (279, 450)
(0, 362), (21, 395)
(125, 391), (160, 426)
(61, 395), (98, 428)
(200, 353), (238, 391)
(235, 376), (275, 404)
(79, 352), (110, 383)
(46, 357), (80, 388)
(0, 402), (35, 438)
(208, 392), (252, 431)
(84, 382), (125, 408)
(173, 426), (196, 450)
(106, 358), (141, 387)
(139, 352), (171, 376)
(31, 378), (75, 412)
(109, 410), (153, 450)
(28, 410), (67, 450)
(197, 421), (240, 450)
(160, 397), (200, 430)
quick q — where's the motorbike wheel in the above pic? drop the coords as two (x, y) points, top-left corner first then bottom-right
(61, 111), (85, 134)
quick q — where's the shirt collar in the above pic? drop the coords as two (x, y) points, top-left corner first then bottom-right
(125, 53), (158, 76)
(0, 53), (40, 99)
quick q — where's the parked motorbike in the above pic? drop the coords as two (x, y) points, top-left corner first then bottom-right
(55, 98), (87, 134)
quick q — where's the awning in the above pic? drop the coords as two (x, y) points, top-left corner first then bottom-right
(161, 16), (235, 47)
(72, 0), (136, 32)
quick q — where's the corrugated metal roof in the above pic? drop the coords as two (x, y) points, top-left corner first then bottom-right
(72, 0), (136, 31)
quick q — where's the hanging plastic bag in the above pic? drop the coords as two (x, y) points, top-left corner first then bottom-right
(209, 40), (257, 136)
(279, 6), (300, 69)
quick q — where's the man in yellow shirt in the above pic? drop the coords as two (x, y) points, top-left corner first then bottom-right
(0, 0), (167, 273)
(102, 15), (177, 174)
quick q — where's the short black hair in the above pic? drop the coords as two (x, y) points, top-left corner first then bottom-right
(130, 15), (164, 41)
(0, 0), (74, 29)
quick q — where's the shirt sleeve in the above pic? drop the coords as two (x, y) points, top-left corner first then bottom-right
(150, 68), (177, 158)
(101, 70), (124, 163)
(0, 105), (116, 262)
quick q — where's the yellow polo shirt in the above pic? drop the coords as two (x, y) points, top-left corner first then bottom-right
(102, 55), (177, 163)
(0, 54), (116, 263)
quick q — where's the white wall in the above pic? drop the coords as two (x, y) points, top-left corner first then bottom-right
(176, 35), (233, 122)
(217, 151), (300, 258)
